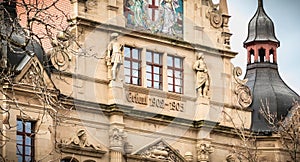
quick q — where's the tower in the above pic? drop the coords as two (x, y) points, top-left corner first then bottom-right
(244, 0), (299, 132)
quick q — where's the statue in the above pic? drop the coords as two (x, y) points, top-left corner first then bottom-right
(193, 53), (210, 97)
(106, 33), (124, 81)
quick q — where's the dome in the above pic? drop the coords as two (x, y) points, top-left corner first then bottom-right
(243, 0), (280, 46)
(245, 63), (299, 132)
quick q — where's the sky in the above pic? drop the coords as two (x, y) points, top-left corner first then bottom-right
(225, 0), (300, 94)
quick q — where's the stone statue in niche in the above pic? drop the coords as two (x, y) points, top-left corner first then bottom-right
(193, 53), (210, 98)
(106, 33), (124, 81)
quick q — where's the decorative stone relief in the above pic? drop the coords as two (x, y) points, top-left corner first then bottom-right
(61, 129), (103, 150)
(133, 138), (186, 162)
(20, 64), (45, 87)
(233, 67), (252, 109)
(109, 127), (127, 151)
(197, 142), (214, 162)
(193, 53), (210, 98)
(206, 4), (223, 28)
(106, 33), (124, 81)
(85, 0), (97, 10)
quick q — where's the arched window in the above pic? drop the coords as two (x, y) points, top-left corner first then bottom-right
(269, 49), (274, 63)
(250, 49), (254, 63)
(258, 48), (266, 62)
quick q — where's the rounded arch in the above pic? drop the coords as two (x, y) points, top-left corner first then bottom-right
(83, 160), (96, 162)
(258, 47), (266, 62)
(269, 48), (274, 63)
(249, 48), (255, 63)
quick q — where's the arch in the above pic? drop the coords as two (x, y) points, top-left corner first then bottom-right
(249, 49), (255, 64)
(269, 48), (274, 63)
(258, 48), (266, 62)
(61, 157), (79, 162)
(84, 160), (96, 162)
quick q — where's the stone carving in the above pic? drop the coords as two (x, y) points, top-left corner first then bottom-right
(193, 53), (210, 98)
(61, 129), (102, 150)
(226, 153), (240, 162)
(85, 0), (97, 10)
(109, 127), (127, 151)
(20, 64), (45, 87)
(197, 143), (214, 162)
(106, 33), (124, 81)
(133, 139), (185, 162)
(49, 32), (71, 71)
(206, 4), (223, 28)
(233, 67), (252, 109)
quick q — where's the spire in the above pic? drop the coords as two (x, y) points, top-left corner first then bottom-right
(258, 0), (263, 8)
(219, 0), (228, 15)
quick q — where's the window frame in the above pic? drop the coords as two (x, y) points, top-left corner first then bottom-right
(16, 119), (35, 162)
(146, 51), (163, 90)
(167, 55), (184, 94)
(124, 46), (142, 86)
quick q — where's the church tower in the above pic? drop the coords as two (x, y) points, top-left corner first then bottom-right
(244, 0), (299, 132)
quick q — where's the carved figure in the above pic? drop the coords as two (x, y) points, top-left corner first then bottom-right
(61, 129), (102, 150)
(109, 127), (127, 151)
(197, 143), (214, 162)
(193, 53), (210, 97)
(106, 33), (124, 81)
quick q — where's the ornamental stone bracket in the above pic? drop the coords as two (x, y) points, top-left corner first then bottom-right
(59, 129), (107, 158)
(109, 127), (133, 154)
(232, 67), (252, 109)
(196, 140), (214, 162)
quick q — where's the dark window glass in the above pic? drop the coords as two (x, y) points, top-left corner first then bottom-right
(146, 51), (163, 90)
(16, 119), (35, 162)
(167, 55), (183, 93)
(124, 46), (142, 86)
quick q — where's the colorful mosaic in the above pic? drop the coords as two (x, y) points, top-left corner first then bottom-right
(124, 0), (183, 38)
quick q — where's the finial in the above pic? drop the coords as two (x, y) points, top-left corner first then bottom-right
(258, 0), (263, 8)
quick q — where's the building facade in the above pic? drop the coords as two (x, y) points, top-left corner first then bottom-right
(0, 0), (299, 161)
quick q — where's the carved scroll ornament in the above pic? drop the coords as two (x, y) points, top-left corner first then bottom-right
(233, 67), (252, 109)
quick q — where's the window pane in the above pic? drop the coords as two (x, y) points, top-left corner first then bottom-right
(167, 69), (173, 77)
(146, 73), (152, 80)
(17, 135), (23, 144)
(132, 62), (138, 69)
(147, 81), (152, 87)
(153, 53), (160, 64)
(124, 47), (130, 58)
(175, 78), (182, 85)
(175, 71), (182, 78)
(168, 77), (173, 84)
(175, 86), (182, 93)
(132, 49), (139, 59)
(17, 155), (22, 162)
(17, 120), (23, 132)
(125, 76), (130, 83)
(132, 78), (138, 85)
(124, 60), (130, 68)
(132, 70), (139, 77)
(25, 122), (32, 133)
(168, 85), (173, 91)
(154, 74), (159, 81)
(25, 146), (31, 156)
(154, 67), (160, 74)
(154, 82), (160, 89)
(146, 65), (152, 72)
(167, 56), (173, 66)
(146, 52), (152, 62)
(25, 156), (31, 162)
(175, 57), (181, 68)
(17, 145), (23, 154)
(124, 68), (130, 76)
(25, 136), (31, 145)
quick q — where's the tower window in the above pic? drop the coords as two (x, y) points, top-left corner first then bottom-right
(269, 49), (274, 63)
(250, 49), (254, 63)
(258, 48), (266, 62)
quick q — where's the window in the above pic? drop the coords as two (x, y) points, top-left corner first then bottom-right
(16, 119), (35, 162)
(146, 51), (163, 90)
(124, 46), (141, 85)
(167, 55), (183, 93)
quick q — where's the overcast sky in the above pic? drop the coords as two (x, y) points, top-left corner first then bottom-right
(226, 0), (300, 94)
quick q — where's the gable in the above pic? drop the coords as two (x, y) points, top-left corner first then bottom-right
(132, 138), (186, 162)
(15, 56), (55, 89)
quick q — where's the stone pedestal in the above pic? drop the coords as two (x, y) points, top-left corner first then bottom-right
(194, 97), (210, 121)
(108, 81), (124, 105)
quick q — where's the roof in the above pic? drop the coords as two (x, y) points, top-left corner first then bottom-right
(243, 0), (280, 46)
(245, 63), (300, 132)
